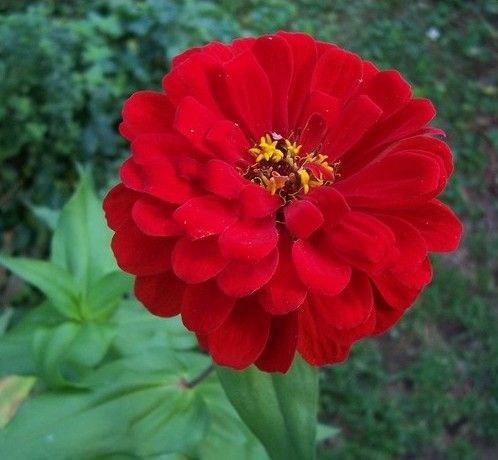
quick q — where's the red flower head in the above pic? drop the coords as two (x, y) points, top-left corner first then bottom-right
(103, 32), (463, 372)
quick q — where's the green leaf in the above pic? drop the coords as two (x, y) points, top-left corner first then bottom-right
(112, 300), (197, 356)
(0, 361), (210, 458)
(65, 321), (116, 368)
(316, 423), (340, 443)
(26, 203), (60, 231)
(217, 355), (319, 460)
(0, 303), (62, 376)
(0, 375), (36, 428)
(51, 170), (116, 297)
(196, 379), (268, 460)
(33, 322), (82, 387)
(33, 321), (115, 387)
(0, 308), (13, 335)
(85, 271), (132, 319)
(0, 256), (80, 319)
(131, 388), (208, 457)
(0, 329), (35, 376)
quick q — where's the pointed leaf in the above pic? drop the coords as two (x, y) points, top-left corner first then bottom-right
(196, 379), (268, 460)
(33, 321), (116, 388)
(51, 171), (116, 296)
(0, 361), (210, 458)
(217, 355), (319, 460)
(112, 300), (197, 355)
(0, 256), (80, 319)
(27, 203), (60, 231)
(316, 423), (340, 443)
(65, 321), (116, 368)
(0, 303), (61, 376)
(32, 322), (82, 387)
(85, 271), (132, 319)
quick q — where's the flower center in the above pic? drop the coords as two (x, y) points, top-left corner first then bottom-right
(241, 133), (339, 201)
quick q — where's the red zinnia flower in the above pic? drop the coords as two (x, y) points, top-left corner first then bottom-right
(103, 32), (463, 372)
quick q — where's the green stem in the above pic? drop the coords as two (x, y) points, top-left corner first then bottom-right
(181, 363), (214, 388)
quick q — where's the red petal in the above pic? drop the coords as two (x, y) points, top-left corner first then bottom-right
(297, 301), (351, 367)
(327, 212), (396, 273)
(372, 258), (432, 309)
(140, 163), (198, 204)
(336, 152), (442, 209)
(202, 159), (247, 199)
(209, 297), (271, 369)
(103, 184), (140, 231)
(307, 186), (350, 229)
(171, 47), (203, 68)
(205, 120), (252, 164)
(327, 309), (376, 345)
(292, 236), (351, 296)
(340, 98), (437, 176)
(121, 91), (175, 141)
(362, 60), (379, 80)
(132, 196), (181, 237)
(196, 333), (210, 351)
(219, 217), (278, 262)
(111, 221), (174, 275)
(277, 32), (317, 129)
(128, 135), (201, 203)
(171, 236), (228, 283)
(239, 183), (282, 218)
(387, 135), (453, 177)
(174, 41), (233, 67)
(222, 51), (273, 138)
(118, 121), (134, 140)
(217, 248), (279, 297)
(311, 271), (374, 330)
(134, 272), (184, 317)
(201, 41), (234, 61)
(129, 140), (199, 203)
(299, 113), (327, 154)
(131, 133), (193, 165)
(181, 279), (236, 334)
(316, 41), (338, 57)
(253, 35), (292, 134)
(120, 158), (145, 192)
(311, 47), (363, 100)
(259, 233), (307, 314)
(374, 98), (437, 145)
(373, 291), (406, 334)
(374, 215), (427, 274)
(298, 91), (341, 132)
(390, 200), (463, 252)
(357, 70), (412, 119)
(163, 52), (224, 115)
(232, 37), (257, 53)
(173, 195), (237, 240)
(284, 199), (324, 239)
(173, 96), (221, 155)
(321, 95), (382, 161)
(256, 311), (298, 373)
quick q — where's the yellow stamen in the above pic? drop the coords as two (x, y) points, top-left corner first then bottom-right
(250, 134), (284, 162)
(285, 139), (302, 156)
(261, 173), (287, 195)
(298, 169), (311, 194)
(245, 132), (340, 198)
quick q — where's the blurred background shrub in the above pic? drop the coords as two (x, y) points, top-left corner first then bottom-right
(0, 0), (497, 458)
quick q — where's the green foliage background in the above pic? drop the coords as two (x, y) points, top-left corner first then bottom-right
(0, 0), (497, 458)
